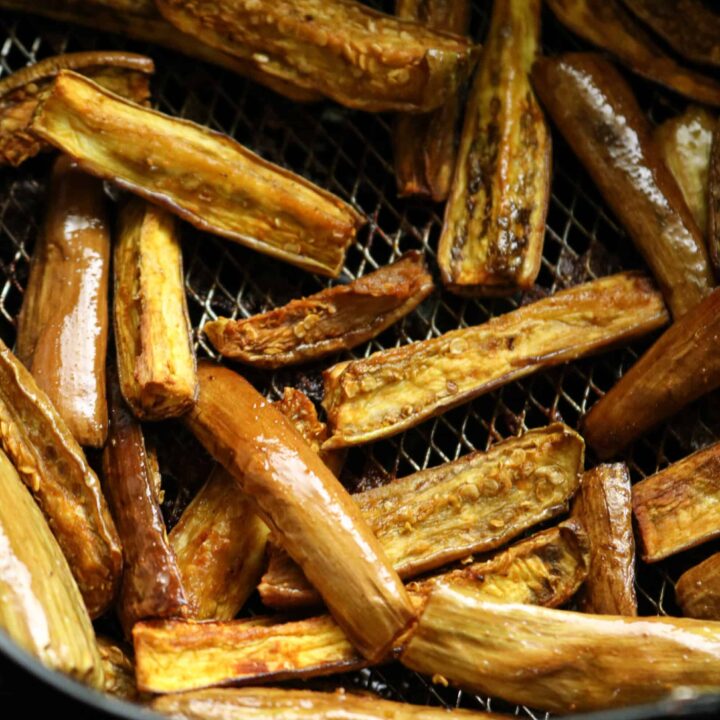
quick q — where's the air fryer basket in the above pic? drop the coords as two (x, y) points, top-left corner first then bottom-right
(1, 2), (720, 719)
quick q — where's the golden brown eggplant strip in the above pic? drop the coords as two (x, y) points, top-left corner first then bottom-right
(322, 272), (668, 448)
(0, 50), (152, 166)
(438, 0), (550, 296)
(16, 155), (110, 448)
(392, 0), (471, 201)
(710, 121), (720, 275)
(31, 71), (363, 278)
(97, 637), (137, 701)
(676, 553), (720, 621)
(204, 252), (434, 368)
(155, 0), (478, 113)
(545, 0), (720, 106)
(532, 53), (714, 320)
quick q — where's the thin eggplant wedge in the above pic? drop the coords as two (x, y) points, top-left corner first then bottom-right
(185, 362), (415, 663)
(392, 0), (471, 201)
(438, 0), (550, 296)
(0, 448), (104, 688)
(710, 120), (720, 274)
(676, 553), (720, 621)
(98, 637), (137, 700)
(0, 337), (121, 617)
(401, 584), (720, 713)
(31, 71), (364, 278)
(16, 155), (110, 448)
(633, 442), (720, 562)
(0, 50), (152, 167)
(204, 252), (434, 368)
(545, 0), (720, 107)
(572, 464), (637, 615)
(322, 272), (668, 448)
(114, 199), (197, 420)
(533, 53), (714, 319)
(155, 0), (478, 113)
(583, 288), (720, 459)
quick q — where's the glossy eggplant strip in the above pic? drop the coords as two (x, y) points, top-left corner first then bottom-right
(185, 362), (415, 663)
(710, 120), (720, 274)
(401, 584), (720, 713)
(392, 0), (471, 201)
(572, 464), (637, 615)
(323, 272), (668, 448)
(155, 0), (478, 113)
(0, 337), (121, 618)
(0, 50), (152, 167)
(260, 424), (584, 609)
(438, 0), (550, 296)
(0, 449), (104, 688)
(97, 637), (137, 700)
(31, 71), (364, 278)
(114, 199), (197, 420)
(633, 442), (720, 562)
(533, 53), (714, 319)
(545, 0), (720, 107)
(204, 252), (433, 368)
(676, 553), (720, 621)
(583, 288), (720, 459)
(16, 155), (110, 448)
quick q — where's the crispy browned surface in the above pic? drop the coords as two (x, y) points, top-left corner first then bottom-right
(573, 464), (637, 615)
(204, 252), (433, 368)
(259, 424), (584, 609)
(710, 120), (720, 275)
(676, 552), (720, 620)
(185, 362), (415, 662)
(0, 50), (151, 166)
(31, 71), (363, 278)
(533, 53), (713, 319)
(392, 0), (471, 201)
(97, 637), (136, 700)
(16, 156), (109, 448)
(633, 442), (720, 562)
(156, 0), (478, 113)
(322, 272), (668, 448)
(438, 0), (549, 295)
(114, 199), (197, 420)
(545, 0), (720, 106)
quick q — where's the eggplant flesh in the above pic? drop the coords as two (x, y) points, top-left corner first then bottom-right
(676, 552), (720, 621)
(710, 121), (720, 276)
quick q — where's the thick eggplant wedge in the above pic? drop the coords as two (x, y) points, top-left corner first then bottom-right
(30, 72), (363, 278)
(633, 442), (720, 562)
(322, 272), (667, 448)
(259, 424), (584, 609)
(16, 155), (110, 448)
(114, 199), (197, 420)
(572, 464), (637, 615)
(0, 449), (104, 688)
(185, 362), (415, 663)
(532, 53), (714, 320)
(583, 288), (720, 459)
(437, 0), (550, 296)
(710, 121), (720, 274)
(0, 50), (152, 167)
(204, 252), (434, 368)
(0, 338), (121, 617)
(676, 553), (720, 621)
(401, 584), (720, 713)
(97, 637), (137, 700)
(155, 0), (478, 113)
(544, 0), (720, 107)
(392, 0), (471, 201)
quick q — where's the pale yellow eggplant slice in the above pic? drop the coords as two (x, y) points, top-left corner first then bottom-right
(676, 553), (720, 621)
(31, 71), (364, 278)
(97, 637), (137, 700)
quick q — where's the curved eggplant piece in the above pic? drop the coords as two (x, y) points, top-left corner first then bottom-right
(710, 120), (720, 276)
(97, 637), (137, 700)
(676, 553), (720, 621)
(438, 0), (550, 295)
(30, 71), (363, 278)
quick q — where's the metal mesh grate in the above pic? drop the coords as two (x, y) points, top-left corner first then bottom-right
(1, 3), (719, 717)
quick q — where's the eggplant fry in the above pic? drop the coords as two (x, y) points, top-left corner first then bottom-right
(633, 442), (720, 562)
(204, 252), (434, 368)
(438, 0), (550, 295)
(155, 0), (478, 113)
(533, 53), (714, 319)
(97, 637), (137, 700)
(322, 272), (667, 448)
(114, 199), (197, 420)
(0, 50), (152, 167)
(392, 0), (471, 201)
(710, 120), (720, 275)
(401, 583), (720, 713)
(545, 0), (720, 107)
(0, 448), (104, 688)
(16, 155), (110, 448)
(31, 71), (364, 278)
(676, 553), (720, 621)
